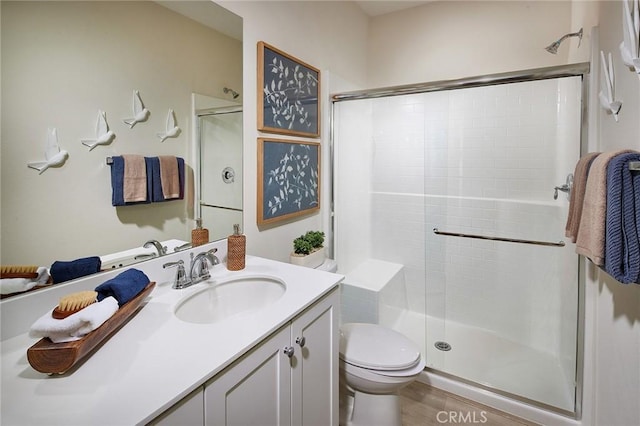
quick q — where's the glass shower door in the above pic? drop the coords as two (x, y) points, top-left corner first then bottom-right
(423, 77), (581, 412)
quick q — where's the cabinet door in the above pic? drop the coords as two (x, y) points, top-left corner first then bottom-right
(291, 289), (340, 426)
(204, 325), (291, 426)
(149, 386), (204, 426)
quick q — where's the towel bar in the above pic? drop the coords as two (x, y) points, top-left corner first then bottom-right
(433, 228), (565, 247)
(106, 157), (113, 165)
(630, 161), (640, 171)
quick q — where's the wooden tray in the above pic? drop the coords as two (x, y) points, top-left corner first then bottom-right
(27, 282), (156, 374)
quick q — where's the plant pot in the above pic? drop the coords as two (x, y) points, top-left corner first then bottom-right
(290, 247), (326, 269)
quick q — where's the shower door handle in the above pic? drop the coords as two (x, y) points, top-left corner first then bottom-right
(554, 173), (573, 200)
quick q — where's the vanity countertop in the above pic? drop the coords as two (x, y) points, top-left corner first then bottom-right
(0, 255), (342, 425)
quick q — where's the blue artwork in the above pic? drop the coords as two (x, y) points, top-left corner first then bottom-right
(259, 139), (320, 224)
(259, 42), (320, 137)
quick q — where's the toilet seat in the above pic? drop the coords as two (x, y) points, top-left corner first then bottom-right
(341, 356), (425, 378)
(339, 323), (422, 372)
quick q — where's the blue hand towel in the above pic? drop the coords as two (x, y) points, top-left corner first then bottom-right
(178, 157), (185, 199)
(95, 268), (150, 306)
(50, 256), (102, 284)
(604, 152), (640, 284)
(110, 156), (153, 206)
(110, 156), (125, 206)
(149, 156), (163, 202)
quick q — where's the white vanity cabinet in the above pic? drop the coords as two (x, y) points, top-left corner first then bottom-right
(205, 288), (339, 426)
(150, 387), (205, 426)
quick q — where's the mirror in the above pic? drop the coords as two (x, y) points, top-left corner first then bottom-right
(0, 1), (242, 296)
(194, 97), (243, 242)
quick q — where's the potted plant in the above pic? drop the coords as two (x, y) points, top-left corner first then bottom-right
(290, 231), (326, 268)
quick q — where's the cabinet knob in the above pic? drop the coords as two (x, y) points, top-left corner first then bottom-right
(295, 336), (306, 347)
(283, 346), (295, 358)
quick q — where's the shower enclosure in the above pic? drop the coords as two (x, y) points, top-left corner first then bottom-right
(331, 64), (587, 414)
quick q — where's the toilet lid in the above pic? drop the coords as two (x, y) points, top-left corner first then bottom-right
(339, 323), (421, 371)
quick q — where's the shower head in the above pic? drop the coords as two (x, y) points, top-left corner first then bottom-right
(545, 28), (583, 54)
(223, 87), (240, 99)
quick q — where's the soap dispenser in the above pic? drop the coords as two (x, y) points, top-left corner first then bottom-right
(192, 218), (209, 247)
(227, 224), (246, 271)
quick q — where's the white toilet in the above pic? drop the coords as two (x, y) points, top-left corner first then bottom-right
(303, 258), (424, 425)
(339, 323), (425, 426)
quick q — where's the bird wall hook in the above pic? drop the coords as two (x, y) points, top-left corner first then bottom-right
(620, 0), (640, 76)
(81, 110), (116, 150)
(27, 128), (69, 174)
(123, 90), (150, 128)
(599, 51), (622, 121)
(157, 109), (181, 142)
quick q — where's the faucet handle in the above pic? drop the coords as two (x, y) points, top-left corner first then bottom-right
(206, 248), (220, 266)
(163, 260), (189, 289)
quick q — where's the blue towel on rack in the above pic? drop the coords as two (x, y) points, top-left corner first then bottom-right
(149, 156), (185, 202)
(50, 256), (102, 284)
(110, 156), (153, 206)
(604, 151), (640, 284)
(95, 268), (150, 306)
(110, 156), (125, 206)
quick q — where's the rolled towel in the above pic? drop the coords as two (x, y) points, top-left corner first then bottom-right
(604, 151), (640, 284)
(50, 257), (102, 284)
(29, 296), (119, 343)
(95, 268), (150, 306)
(0, 267), (51, 295)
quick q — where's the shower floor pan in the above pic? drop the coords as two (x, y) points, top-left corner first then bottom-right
(387, 310), (575, 412)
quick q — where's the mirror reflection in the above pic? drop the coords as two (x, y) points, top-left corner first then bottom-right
(198, 104), (243, 242)
(0, 1), (242, 297)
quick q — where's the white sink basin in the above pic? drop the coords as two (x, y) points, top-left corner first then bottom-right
(174, 276), (286, 324)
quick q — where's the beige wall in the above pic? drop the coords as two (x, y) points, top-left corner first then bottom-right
(0, 1), (242, 266)
(588, 2), (640, 426)
(367, 1), (586, 86)
(219, 0), (369, 262)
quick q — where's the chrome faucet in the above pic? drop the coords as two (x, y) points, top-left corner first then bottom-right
(162, 248), (219, 289)
(189, 248), (219, 285)
(144, 240), (167, 256)
(173, 242), (192, 252)
(162, 259), (190, 289)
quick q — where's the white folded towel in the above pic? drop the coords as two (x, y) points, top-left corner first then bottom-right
(0, 267), (50, 295)
(29, 296), (119, 343)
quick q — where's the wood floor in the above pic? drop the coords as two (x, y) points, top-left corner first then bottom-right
(400, 381), (540, 426)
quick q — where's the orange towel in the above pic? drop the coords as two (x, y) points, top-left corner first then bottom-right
(159, 156), (180, 199)
(575, 149), (633, 265)
(122, 155), (147, 203)
(565, 152), (601, 242)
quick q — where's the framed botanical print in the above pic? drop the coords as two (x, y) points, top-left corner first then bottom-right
(257, 41), (320, 138)
(257, 137), (320, 225)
